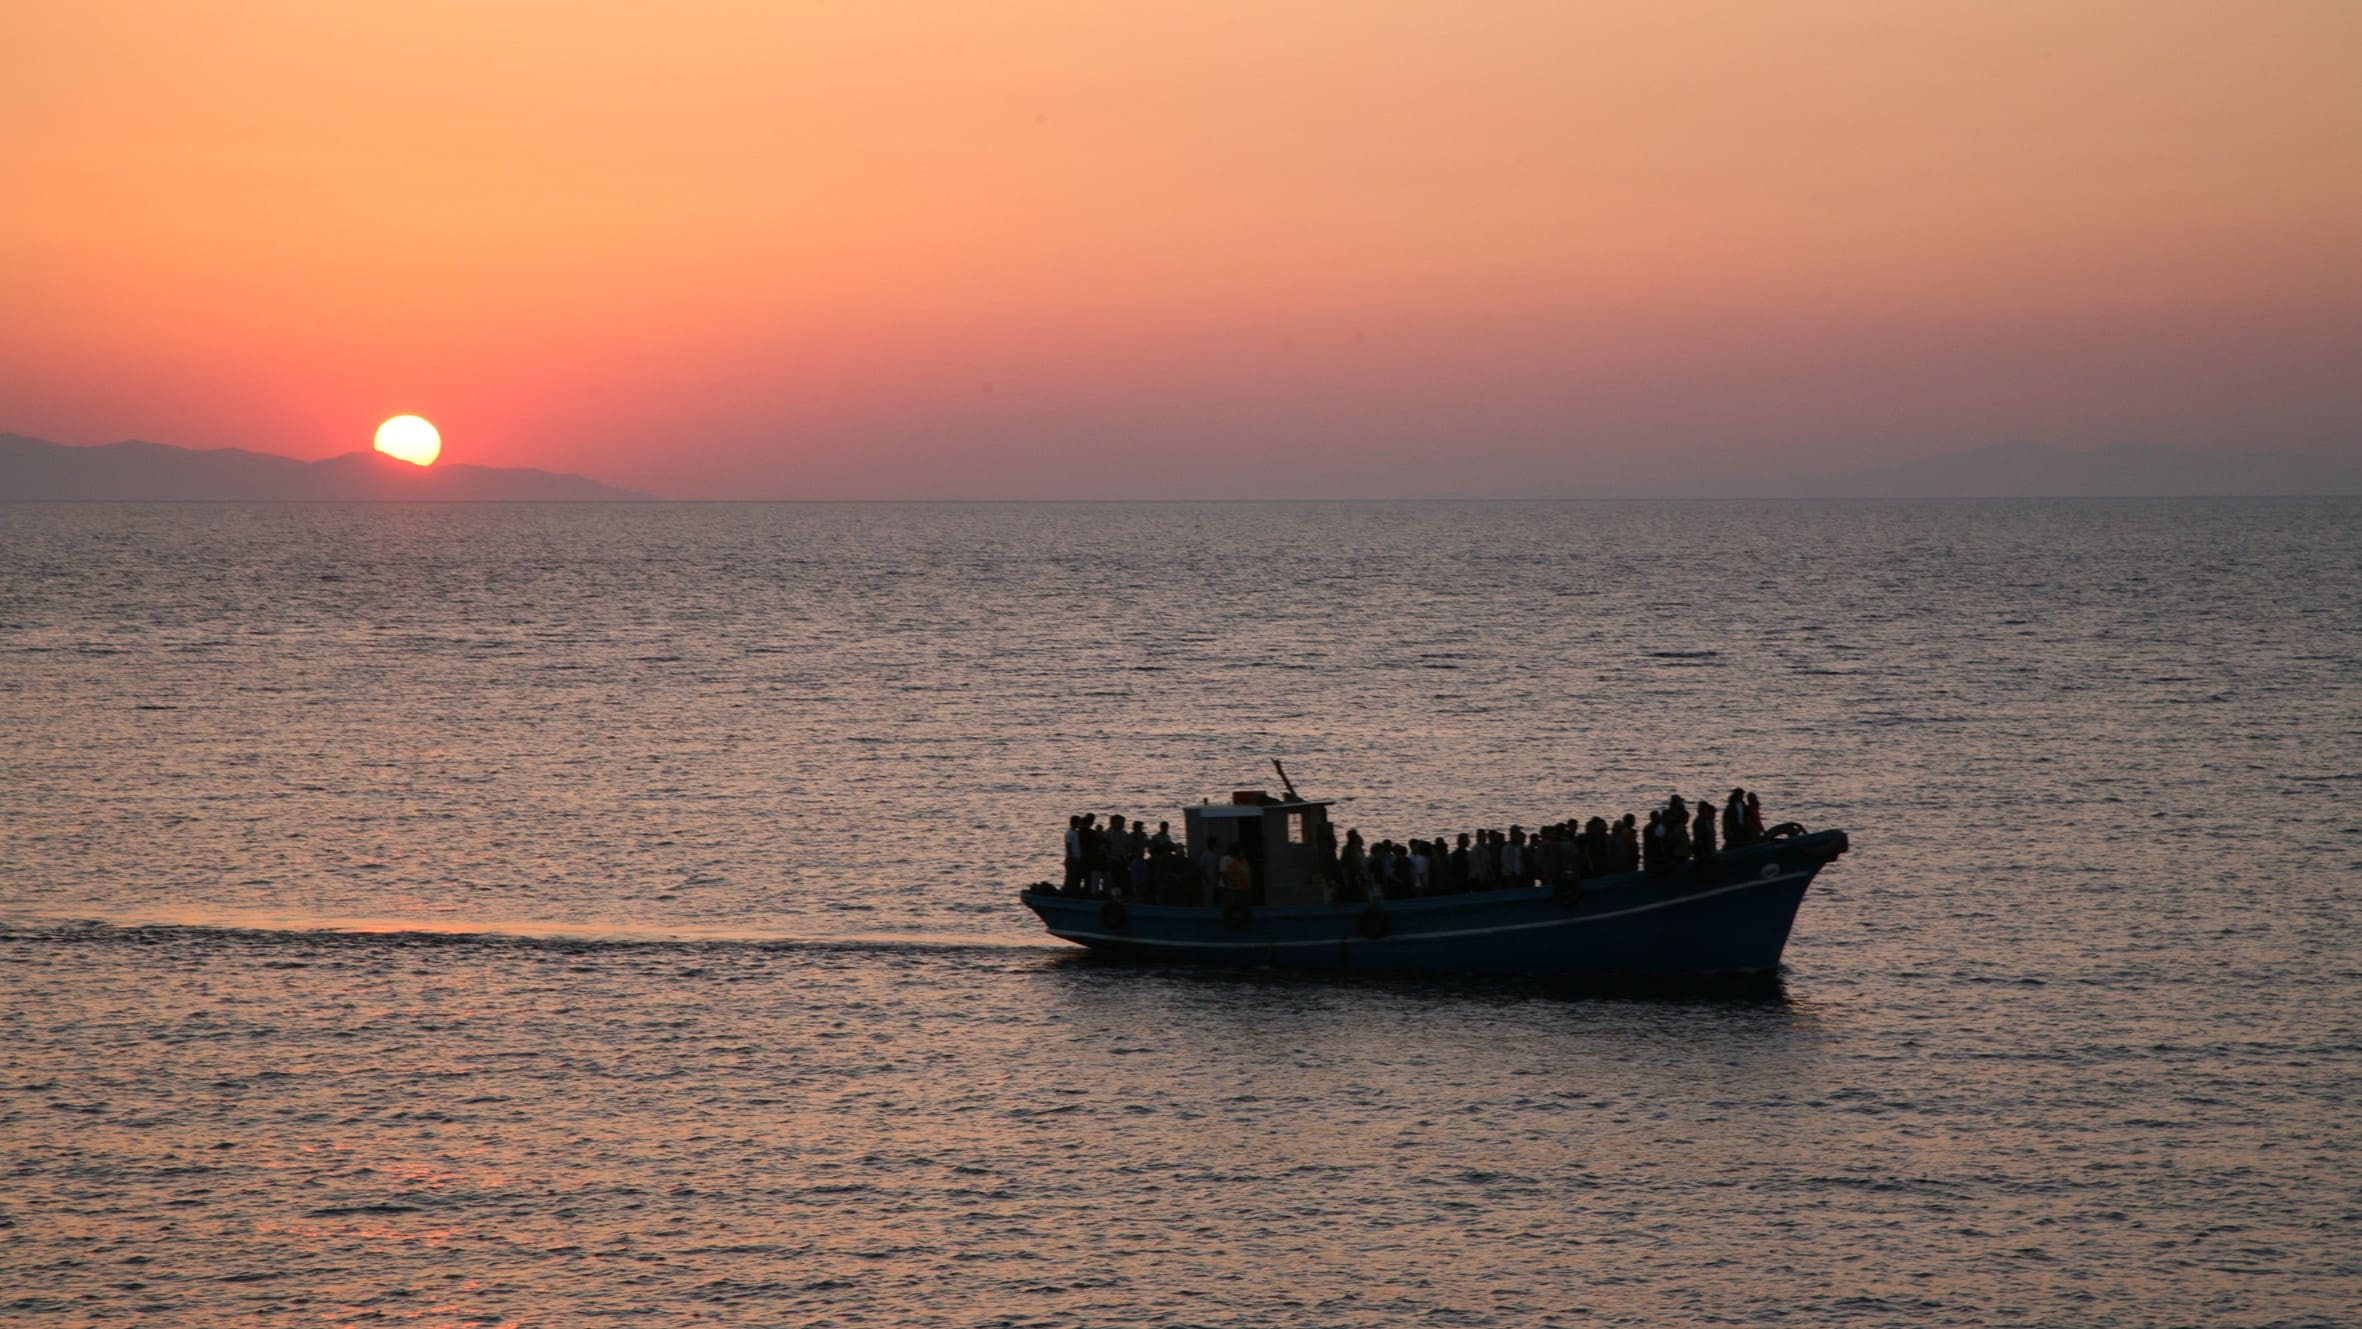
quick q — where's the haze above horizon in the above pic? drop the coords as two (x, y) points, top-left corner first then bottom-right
(5, 2), (2358, 499)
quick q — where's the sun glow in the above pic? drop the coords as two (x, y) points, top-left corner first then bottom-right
(373, 415), (441, 466)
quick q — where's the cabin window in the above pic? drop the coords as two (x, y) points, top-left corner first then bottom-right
(1286, 811), (1306, 844)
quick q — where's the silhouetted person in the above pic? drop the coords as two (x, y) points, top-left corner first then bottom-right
(1341, 829), (1368, 902)
(1692, 798), (1716, 862)
(1125, 843), (1150, 900)
(1723, 789), (1747, 848)
(1220, 845), (1254, 906)
(1079, 814), (1106, 893)
(1745, 792), (1764, 842)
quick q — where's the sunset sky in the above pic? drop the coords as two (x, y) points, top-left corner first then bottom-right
(5, 1), (2358, 497)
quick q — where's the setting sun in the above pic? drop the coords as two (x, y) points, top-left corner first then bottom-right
(373, 415), (441, 466)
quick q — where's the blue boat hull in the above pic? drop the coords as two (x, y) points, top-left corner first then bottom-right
(1020, 830), (1848, 977)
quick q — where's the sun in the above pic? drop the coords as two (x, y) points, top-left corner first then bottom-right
(373, 415), (442, 466)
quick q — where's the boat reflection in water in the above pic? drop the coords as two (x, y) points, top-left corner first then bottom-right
(1020, 785), (1849, 979)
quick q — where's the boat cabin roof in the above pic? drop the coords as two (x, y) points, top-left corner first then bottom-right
(1190, 799), (1334, 819)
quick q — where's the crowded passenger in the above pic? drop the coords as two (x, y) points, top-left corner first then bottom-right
(1042, 787), (1777, 903)
(1219, 843), (1254, 904)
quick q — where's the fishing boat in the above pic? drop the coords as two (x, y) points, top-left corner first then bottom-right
(1018, 774), (1848, 978)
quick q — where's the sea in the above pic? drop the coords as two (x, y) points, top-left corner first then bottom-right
(1, 499), (2355, 1327)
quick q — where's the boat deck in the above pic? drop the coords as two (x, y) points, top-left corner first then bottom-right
(1021, 829), (1849, 977)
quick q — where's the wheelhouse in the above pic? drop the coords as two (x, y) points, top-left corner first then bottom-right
(1182, 791), (1335, 906)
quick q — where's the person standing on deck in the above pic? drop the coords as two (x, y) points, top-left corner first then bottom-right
(1079, 815), (1105, 894)
(1723, 789), (1747, 848)
(1220, 844), (1255, 906)
(1692, 798), (1717, 863)
(1745, 791), (1765, 842)
(1125, 843), (1151, 900)
(1148, 844), (1179, 904)
(1104, 815), (1129, 886)
(1064, 815), (1085, 892)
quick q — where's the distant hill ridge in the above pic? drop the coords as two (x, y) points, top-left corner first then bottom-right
(0, 434), (650, 500)
(2, 432), (2353, 499)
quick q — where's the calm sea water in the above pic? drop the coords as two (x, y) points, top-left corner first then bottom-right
(2, 500), (2356, 1327)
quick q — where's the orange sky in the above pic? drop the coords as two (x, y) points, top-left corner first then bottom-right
(4, 1), (2358, 496)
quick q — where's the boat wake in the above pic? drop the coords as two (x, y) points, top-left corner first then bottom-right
(0, 910), (1057, 956)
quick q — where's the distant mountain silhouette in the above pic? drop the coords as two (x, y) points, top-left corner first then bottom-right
(0, 434), (650, 500)
(7, 432), (2353, 501)
(1759, 442), (2360, 498)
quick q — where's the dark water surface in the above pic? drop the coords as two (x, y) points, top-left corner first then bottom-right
(2, 500), (2356, 1326)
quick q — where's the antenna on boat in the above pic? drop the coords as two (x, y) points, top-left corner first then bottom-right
(1271, 759), (1304, 802)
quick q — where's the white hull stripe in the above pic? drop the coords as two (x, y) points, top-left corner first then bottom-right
(1043, 870), (1813, 951)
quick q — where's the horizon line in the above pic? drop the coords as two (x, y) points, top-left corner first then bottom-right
(7, 493), (2358, 504)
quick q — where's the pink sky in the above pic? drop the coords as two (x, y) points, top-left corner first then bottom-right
(4, 1), (2358, 496)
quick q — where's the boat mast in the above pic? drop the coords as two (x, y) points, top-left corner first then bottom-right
(1271, 758), (1304, 802)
